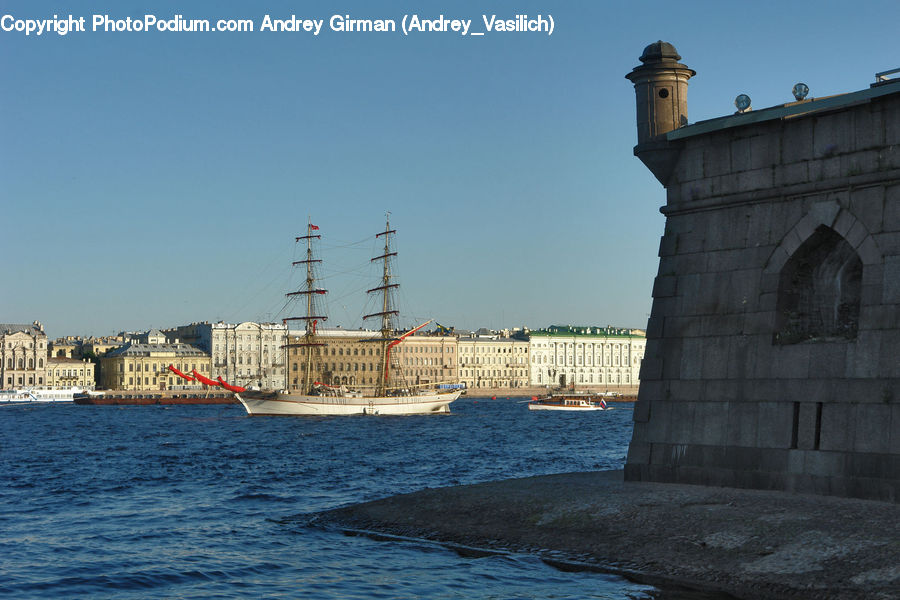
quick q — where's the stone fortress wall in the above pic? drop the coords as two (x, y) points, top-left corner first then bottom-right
(624, 42), (900, 501)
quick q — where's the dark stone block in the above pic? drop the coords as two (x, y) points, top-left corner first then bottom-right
(652, 275), (678, 298)
(820, 403), (855, 452)
(633, 399), (651, 423)
(882, 454), (900, 481)
(668, 379), (703, 402)
(646, 400), (671, 441)
(756, 402), (794, 448)
(758, 448), (789, 473)
(849, 453), (884, 479)
(623, 463), (644, 481)
(648, 464), (676, 483)
(636, 380), (666, 403)
(855, 404), (892, 453)
(724, 445), (763, 471)
(804, 450), (848, 477)
(649, 442), (672, 465)
(626, 441), (651, 465)
(660, 339), (684, 380)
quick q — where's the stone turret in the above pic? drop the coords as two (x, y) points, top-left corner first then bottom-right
(625, 41), (694, 184)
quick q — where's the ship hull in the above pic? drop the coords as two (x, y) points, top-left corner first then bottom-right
(235, 389), (461, 416)
(527, 402), (610, 411)
(527, 394), (613, 411)
(74, 391), (237, 405)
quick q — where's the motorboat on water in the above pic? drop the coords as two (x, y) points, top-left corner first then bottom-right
(527, 391), (615, 411)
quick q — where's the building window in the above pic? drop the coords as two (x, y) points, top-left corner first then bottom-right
(775, 226), (861, 344)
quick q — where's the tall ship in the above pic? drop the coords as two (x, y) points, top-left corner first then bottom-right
(235, 216), (461, 416)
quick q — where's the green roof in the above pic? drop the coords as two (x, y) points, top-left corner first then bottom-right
(529, 325), (645, 339)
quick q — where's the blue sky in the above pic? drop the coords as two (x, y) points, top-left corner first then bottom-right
(2, 0), (897, 337)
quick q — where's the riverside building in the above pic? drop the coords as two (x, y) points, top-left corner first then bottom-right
(1, 321), (49, 388)
(99, 343), (211, 391)
(165, 321), (287, 390)
(46, 357), (96, 390)
(457, 334), (530, 390)
(82, 335), (127, 357)
(286, 328), (377, 390)
(528, 325), (646, 392)
(49, 336), (83, 359)
(393, 334), (459, 389)
(285, 328), (459, 391)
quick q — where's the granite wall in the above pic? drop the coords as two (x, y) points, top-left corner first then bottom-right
(625, 88), (900, 502)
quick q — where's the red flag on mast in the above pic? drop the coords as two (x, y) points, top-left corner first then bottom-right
(309, 224), (319, 230)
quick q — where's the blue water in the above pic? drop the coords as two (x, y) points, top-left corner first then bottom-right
(1, 398), (670, 599)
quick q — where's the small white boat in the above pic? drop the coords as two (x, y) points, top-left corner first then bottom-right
(527, 393), (612, 411)
(0, 387), (83, 405)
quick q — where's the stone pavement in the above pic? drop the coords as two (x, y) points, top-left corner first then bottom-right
(312, 470), (900, 600)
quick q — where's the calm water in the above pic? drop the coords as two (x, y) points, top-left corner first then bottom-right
(2, 398), (670, 599)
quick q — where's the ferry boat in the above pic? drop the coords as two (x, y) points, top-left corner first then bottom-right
(235, 216), (461, 416)
(527, 391), (614, 411)
(0, 386), (83, 405)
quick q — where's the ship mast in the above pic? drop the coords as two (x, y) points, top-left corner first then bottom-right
(282, 218), (327, 393)
(363, 213), (399, 396)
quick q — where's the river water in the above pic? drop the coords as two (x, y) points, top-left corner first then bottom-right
(2, 398), (684, 599)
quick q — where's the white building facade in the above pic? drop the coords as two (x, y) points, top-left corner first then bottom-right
(457, 335), (530, 390)
(166, 321), (288, 389)
(528, 326), (646, 391)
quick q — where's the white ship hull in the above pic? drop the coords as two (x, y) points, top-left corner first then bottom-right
(0, 387), (83, 404)
(527, 402), (610, 411)
(235, 389), (462, 416)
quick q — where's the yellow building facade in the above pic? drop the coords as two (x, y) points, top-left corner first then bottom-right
(393, 334), (458, 388)
(46, 357), (96, 390)
(286, 329), (458, 392)
(99, 343), (211, 391)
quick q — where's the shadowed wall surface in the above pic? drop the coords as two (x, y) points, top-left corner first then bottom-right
(625, 43), (900, 502)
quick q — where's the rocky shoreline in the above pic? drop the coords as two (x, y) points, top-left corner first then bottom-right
(311, 470), (899, 600)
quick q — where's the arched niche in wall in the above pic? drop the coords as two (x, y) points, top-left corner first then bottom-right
(774, 225), (862, 344)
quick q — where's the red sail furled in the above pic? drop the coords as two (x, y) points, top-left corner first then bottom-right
(384, 320), (432, 381)
(216, 377), (246, 393)
(191, 369), (220, 387)
(167, 365), (194, 381)
(314, 381), (340, 388)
